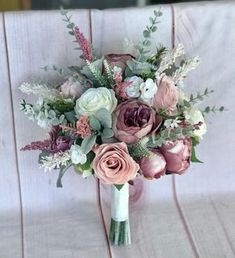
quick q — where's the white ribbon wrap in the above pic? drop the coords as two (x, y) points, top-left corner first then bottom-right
(111, 183), (129, 222)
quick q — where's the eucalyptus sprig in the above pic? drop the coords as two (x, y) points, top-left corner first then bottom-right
(202, 105), (225, 114)
(189, 88), (214, 104)
(60, 8), (75, 36)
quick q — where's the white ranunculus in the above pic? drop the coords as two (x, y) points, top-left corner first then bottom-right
(125, 76), (143, 98)
(75, 87), (117, 116)
(140, 78), (157, 103)
(70, 145), (87, 165)
(184, 108), (207, 139)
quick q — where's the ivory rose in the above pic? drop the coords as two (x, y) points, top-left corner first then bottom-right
(139, 149), (166, 179)
(152, 74), (179, 113)
(75, 87), (117, 116)
(92, 142), (139, 184)
(160, 138), (192, 174)
(113, 100), (162, 144)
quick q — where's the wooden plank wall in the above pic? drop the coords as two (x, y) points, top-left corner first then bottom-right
(0, 2), (235, 258)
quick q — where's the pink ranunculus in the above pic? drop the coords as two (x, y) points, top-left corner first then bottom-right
(105, 53), (134, 72)
(113, 100), (162, 144)
(92, 142), (139, 184)
(152, 74), (179, 114)
(60, 76), (89, 98)
(139, 149), (166, 179)
(160, 138), (192, 175)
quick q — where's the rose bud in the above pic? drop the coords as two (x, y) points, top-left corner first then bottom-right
(160, 138), (192, 174)
(105, 53), (134, 72)
(152, 74), (179, 114)
(139, 150), (166, 179)
(113, 100), (162, 144)
(60, 76), (90, 99)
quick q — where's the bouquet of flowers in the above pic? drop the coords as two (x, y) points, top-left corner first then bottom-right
(19, 9), (224, 246)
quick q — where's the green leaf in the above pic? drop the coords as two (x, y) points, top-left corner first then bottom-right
(69, 31), (75, 36)
(191, 136), (200, 147)
(38, 150), (51, 164)
(65, 111), (76, 123)
(101, 128), (114, 139)
(74, 151), (95, 172)
(94, 108), (112, 128)
(89, 116), (101, 131)
(81, 134), (97, 154)
(67, 23), (75, 29)
(191, 146), (203, 163)
(152, 26), (157, 32)
(114, 184), (124, 191)
(143, 30), (150, 38)
(60, 8), (68, 15)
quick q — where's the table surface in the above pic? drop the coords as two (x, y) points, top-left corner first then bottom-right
(0, 1), (235, 258)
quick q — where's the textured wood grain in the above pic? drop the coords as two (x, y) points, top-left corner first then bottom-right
(4, 10), (109, 258)
(0, 13), (22, 258)
(91, 6), (196, 258)
(173, 2), (235, 257)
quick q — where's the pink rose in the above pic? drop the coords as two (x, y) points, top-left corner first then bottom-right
(152, 74), (179, 113)
(160, 138), (192, 174)
(105, 53), (134, 71)
(92, 142), (139, 184)
(113, 100), (162, 144)
(139, 149), (166, 179)
(60, 76), (91, 98)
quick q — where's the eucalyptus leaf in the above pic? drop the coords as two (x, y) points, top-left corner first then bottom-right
(101, 128), (114, 139)
(94, 108), (112, 128)
(89, 116), (101, 131)
(65, 111), (76, 123)
(81, 134), (97, 154)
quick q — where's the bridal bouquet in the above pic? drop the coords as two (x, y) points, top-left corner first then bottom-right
(19, 9), (224, 245)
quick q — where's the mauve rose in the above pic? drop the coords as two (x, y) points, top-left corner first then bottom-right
(152, 74), (179, 113)
(92, 142), (139, 184)
(139, 149), (166, 179)
(113, 100), (162, 144)
(160, 138), (192, 174)
(105, 53), (134, 72)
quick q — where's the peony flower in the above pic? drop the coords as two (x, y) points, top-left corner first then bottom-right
(124, 76), (143, 98)
(139, 149), (166, 179)
(70, 145), (87, 165)
(105, 53), (134, 71)
(152, 74), (179, 113)
(75, 87), (117, 116)
(92, 142), (139, 184)
(113, 100), (162, 144)
(160, 138), (192, 174)
(184, 108), (207, 139)
(140, 78), (158, 104)
(60, 76), (87, 98)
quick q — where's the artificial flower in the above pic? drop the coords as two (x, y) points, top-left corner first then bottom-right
(70, 145), (87, 165)
(105, 53), (134, 71)
(92, 142), (139, 184)
(124, 76), (143, 98)
(60, 76), (86, 98)
(140, 78), (158, 104)
(75, 87), (117, 116)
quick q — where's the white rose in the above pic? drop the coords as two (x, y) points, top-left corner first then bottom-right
(140, 78), (157, 103)
(125, 76), (143, 98)
(184, 108), (207, 139)
(70, 145), (87, 165)
(75, 87), (117, 116)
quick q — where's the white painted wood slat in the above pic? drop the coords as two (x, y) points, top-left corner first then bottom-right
(4, 10), (109, 258)
(173, 1), (235, 257)
(0, 13), (22, 258)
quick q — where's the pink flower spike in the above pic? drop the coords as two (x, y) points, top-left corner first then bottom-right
(74, 26), (93, 62)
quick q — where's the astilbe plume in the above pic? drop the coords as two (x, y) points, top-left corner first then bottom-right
(74, 26), (93, 62)
(21, 126), (73, 153)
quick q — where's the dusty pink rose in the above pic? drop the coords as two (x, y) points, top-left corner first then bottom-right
(60, 76), (91, 98)
(92, 142), (139, 184)
(113, 100), (162, 144)
(160, 138), (192, 174)
(105, 53), (134, 71)
(152, 74), (179, 113)
(139, 149), (166, 179)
